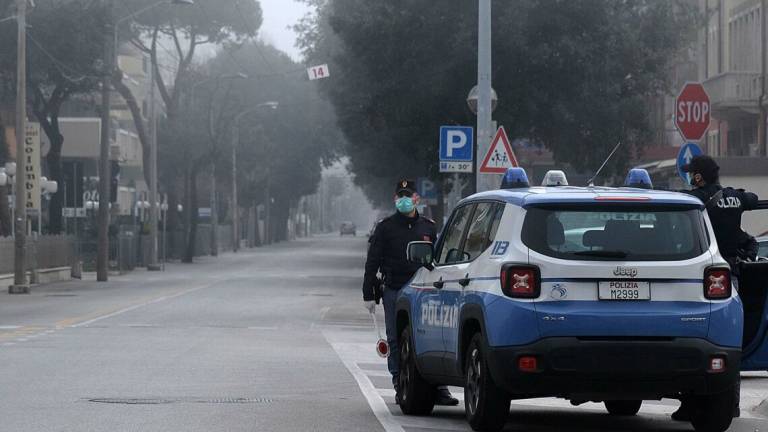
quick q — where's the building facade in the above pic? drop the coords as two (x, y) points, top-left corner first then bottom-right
(700, 0), (768, 235)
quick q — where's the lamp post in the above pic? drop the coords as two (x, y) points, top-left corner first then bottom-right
(232, 101), (279, 253)
(189, 73), (248, 256)
(97, 0), (194, 282)
(475, 0), (495, 193)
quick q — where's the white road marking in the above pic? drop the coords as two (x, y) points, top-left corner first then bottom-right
(328, 341), (405, 432)
(71, 284), (211, 328)
(0, 326), (21, 330)
(247, 326), (279, 330)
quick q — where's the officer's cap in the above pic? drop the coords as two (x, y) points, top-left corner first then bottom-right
(396, 179), (416, 196)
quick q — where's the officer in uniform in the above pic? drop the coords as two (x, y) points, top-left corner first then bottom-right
(673, 155), (759, 421)
(362, 179), (458, 406)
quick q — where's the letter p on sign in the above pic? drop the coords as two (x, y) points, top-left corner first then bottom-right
(446, 131), (467, 158)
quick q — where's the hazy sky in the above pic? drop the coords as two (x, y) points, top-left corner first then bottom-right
(259, 0), (313, 61)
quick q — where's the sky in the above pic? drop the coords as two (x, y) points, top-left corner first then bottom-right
(258, 0), (313, 61)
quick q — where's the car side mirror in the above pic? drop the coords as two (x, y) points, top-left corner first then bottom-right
(407, 241), (434, 270)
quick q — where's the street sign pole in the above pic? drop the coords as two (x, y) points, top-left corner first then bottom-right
(476, 0), (494, 193)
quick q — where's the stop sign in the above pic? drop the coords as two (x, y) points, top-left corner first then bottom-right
(675, 82), (711, 141)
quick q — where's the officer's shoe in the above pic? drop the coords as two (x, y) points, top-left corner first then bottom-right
(734, 406), (740, 418)
(435, 387), (459, 406)
(394, 382), (402, 405)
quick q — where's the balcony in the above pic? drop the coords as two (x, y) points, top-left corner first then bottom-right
(702, 71), (762, 119)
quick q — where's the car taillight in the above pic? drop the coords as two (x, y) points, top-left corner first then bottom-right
(500, 264), (540, 298)
(704, 267), (731, 300)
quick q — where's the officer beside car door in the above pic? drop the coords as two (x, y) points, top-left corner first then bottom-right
(362, 179), (458, 406)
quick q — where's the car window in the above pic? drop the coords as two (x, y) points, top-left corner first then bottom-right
(463, 203), (502, 261)
(522, 205), (708, 261)
(759, 240), (768, 258)
(436, 204), (474, 265)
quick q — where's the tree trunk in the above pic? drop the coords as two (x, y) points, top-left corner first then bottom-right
(112, 72), (151, 187)
(46, 133), (64, 234)
(0, 187), (10, 237)
(183, 162), (198, 263)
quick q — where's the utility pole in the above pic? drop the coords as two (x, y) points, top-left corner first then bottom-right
(148, 63), (160, 270)
(475, 0), (494, 193)
(97, 0), (115, 282)
(10, 0), (28, 294)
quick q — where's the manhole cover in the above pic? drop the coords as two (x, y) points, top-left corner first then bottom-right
(89, 398), (174, 405)
(88, 397), (273, 405)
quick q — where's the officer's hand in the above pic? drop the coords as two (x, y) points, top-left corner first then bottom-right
(364, 300), (376, 314)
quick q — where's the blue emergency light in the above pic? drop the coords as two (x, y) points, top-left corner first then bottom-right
(624, 168), (653, 189)
(500, 167), (530, 189)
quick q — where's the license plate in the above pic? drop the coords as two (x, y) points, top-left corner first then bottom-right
(598, 281), (651, 301)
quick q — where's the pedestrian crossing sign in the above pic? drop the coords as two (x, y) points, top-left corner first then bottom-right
(479, 126), (518, 174)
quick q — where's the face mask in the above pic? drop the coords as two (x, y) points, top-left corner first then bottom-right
(395, 196), (415, 214)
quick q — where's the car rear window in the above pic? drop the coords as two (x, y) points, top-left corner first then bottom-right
(522, 205), (709, 261)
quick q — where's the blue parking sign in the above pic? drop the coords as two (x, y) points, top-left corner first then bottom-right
(439, 126), (473, 161)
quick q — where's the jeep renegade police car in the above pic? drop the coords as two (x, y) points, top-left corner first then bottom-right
(396, 168), (749, 432)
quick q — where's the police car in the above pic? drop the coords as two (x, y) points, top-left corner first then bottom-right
(395, 168), (756, 432)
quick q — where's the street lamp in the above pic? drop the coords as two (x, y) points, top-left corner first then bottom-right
(231, 101), (279, 252)
(466, 85), (498, 115)
(98, 0), (194, 281)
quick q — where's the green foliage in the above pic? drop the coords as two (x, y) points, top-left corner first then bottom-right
(298, 0), (697, 206)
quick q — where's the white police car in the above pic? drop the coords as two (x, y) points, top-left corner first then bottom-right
(396, 168), (753, 432)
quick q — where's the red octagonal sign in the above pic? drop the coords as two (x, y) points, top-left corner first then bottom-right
(675, 82), (711, 141)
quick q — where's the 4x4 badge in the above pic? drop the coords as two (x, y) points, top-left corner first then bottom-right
(613, 266), (638, 278)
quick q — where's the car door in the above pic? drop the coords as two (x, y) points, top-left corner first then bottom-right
(443, 202), (505, 371)
(738, 261), (768, 370)
(416, 204), (474, 374)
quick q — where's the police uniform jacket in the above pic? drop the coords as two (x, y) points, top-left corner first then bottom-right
(362, 211), (437, 301)
(684, 184), (758, 259)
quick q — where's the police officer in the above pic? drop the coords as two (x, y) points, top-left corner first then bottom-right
(362, 179), (458, 406)
(673, 155), (759, 421)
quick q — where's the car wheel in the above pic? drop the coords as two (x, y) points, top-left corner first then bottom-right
(398, 325), (436, 415)
(465, 333), (510, 432)
(690, 387), (736, 432)
(604, 400), (642, 416)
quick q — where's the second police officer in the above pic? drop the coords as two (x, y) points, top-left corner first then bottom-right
(673, 155), (760, 421)
(362, 179), (459, 406)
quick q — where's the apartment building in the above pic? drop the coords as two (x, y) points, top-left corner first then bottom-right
(699, 0), (768, 235)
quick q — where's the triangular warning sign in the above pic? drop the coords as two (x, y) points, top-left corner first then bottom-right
(480, 126), (518, 174)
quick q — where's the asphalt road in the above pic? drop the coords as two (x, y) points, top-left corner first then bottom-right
(1, 235), (768, 432)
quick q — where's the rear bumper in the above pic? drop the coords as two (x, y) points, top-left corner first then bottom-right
(487, 337), (740, 399)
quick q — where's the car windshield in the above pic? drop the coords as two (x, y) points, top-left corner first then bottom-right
(522, 205), (709, 261)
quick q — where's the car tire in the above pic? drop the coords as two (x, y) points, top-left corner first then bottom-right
(604, 400), (642, 416)
(690, 387), (736, 432)
(465, 334), (510, 432)
(398, 325), (436, 415)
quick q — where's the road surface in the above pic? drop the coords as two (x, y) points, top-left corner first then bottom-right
(1, 235), (767, 431)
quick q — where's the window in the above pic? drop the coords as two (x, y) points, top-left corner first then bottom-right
(463, 203), (504, 261)
(521, 205), (708, 261)
(436, 204), (473, 265)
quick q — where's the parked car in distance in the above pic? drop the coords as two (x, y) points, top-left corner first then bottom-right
(340, 221), (357, 236)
